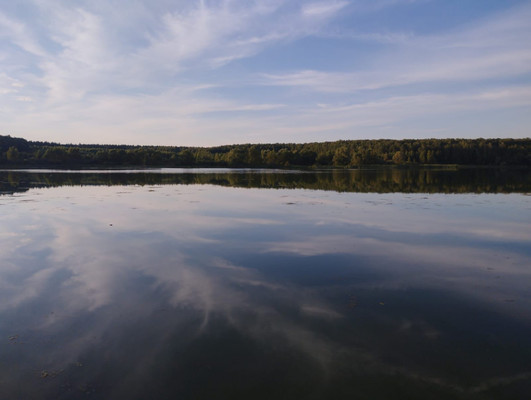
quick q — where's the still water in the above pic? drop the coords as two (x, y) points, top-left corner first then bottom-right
(1, 168), (530, 399)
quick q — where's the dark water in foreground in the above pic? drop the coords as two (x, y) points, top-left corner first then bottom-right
(1, 168), (530, 399)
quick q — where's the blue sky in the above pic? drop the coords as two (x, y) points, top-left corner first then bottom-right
(1, 0), (530, 145)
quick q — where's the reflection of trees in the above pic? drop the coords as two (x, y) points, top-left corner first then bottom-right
(1, 168), (530, 195)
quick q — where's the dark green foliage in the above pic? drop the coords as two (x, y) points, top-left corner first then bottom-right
(226, 147), (247, 166)
(6, 147), (20, 161)
(0, 135), (30, 153)
(0, 135), (529, 168)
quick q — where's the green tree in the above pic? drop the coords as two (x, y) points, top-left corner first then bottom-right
(6, 146), (20, 162)
(227, 148), (246, 166)
(392, 151), (405, 164)
(178, 149), (194, 165)
(247, 145), (262, 166)
(42, 147), (68, 163)
(195, 149), (214, 165)
(316, 151), (332, 165)
(276, 148), (293, 166)
(333, 146), (350, 166)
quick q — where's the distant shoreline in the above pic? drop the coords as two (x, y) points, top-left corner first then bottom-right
(1, 135), (530, 168)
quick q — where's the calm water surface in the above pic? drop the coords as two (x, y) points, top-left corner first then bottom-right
(1, 169), (530, 399)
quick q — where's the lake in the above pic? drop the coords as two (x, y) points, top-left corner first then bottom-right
(1, 168), (530, 399)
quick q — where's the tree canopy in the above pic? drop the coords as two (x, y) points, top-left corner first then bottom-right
(1, 135), (529, 168)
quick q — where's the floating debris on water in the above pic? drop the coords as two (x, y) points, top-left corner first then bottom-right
(39, 369), (64, 379)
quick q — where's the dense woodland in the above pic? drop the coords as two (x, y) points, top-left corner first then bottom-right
(0, 135), (530, 168)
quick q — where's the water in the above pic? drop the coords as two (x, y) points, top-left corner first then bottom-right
(1, 168), (530, 399)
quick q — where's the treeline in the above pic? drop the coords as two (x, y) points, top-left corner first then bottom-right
(1, 135), (530, 168)
(2, 168), (530, 195)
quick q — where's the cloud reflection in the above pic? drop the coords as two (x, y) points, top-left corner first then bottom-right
(0, 183), (530, 398)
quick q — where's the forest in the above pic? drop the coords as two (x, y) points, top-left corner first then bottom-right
(0, 135), (530, 168)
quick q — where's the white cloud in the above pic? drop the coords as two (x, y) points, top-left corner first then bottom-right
(16, 96), (33, 102)
(0, 11), (47, 57)
(0, 1), (529, 144)
(302, 1), (349, 17)
(4, 84), (529, 145)
(253, 86), (531, 141)
(261, 4), (531, 93)
(1, 0), (349, 144)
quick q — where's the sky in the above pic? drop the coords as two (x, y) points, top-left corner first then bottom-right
(1, 0), (530, 146)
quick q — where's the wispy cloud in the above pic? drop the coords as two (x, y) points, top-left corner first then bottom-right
(0, 1), (529, 144)
(302, 1), (350, 18)
(1, 0), (348, 143)
(0, 11), (47, 57)
(261, 3), (531, 93)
